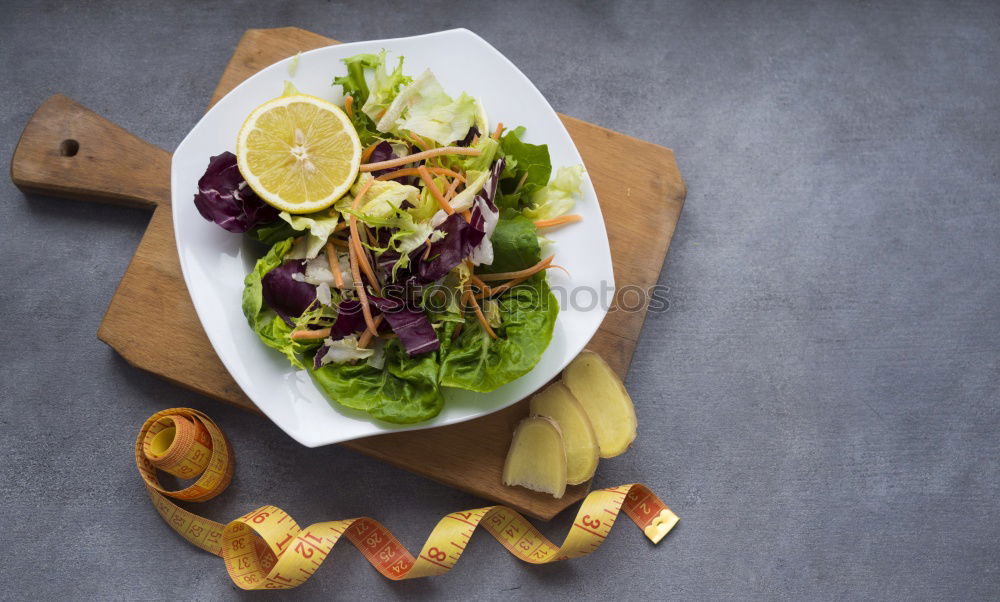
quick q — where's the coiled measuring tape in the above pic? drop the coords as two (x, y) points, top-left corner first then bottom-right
(136, 408), (679, 590)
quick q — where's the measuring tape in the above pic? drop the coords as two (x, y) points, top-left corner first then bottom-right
(136, 408), (679, 590)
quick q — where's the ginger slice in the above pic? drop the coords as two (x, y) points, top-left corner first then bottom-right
(502, 416), (567, 498)
(562, 351), (638, 458)
(530, 383), (600, 485)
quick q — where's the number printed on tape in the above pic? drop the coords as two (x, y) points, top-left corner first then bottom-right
(136, 408), (678, 590)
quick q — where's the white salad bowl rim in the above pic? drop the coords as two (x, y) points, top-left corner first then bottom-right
(171, 28), (614, 447)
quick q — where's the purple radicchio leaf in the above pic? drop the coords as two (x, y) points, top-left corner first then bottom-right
(193, 152), (279, 233)
(456, 126), (480, 147)
(261, 260), (317, 324)
(311, 299), (378, 369)
(415, 213), (486, 282)
(369, 296), (440, 356)
(329, 299), (369, 340)
(369, 141), (421, 186)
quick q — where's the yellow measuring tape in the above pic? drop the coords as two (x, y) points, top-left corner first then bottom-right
(137, 408), (679, 590)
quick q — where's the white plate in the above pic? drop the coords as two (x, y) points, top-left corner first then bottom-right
(171, 29), (613, 447)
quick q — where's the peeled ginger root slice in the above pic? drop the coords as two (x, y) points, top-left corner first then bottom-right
(502, 416), (568, 498)
(530, 383), (600, 485)
(562, 351), (637, 458)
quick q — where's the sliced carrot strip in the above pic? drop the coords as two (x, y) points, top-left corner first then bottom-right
(476, 274), (526, 299)
(324, 241), (345, 289)
(375, 166), (466, 183)
(360, 147), (481, 172)
(290, 328), (332, 340)
(461, 209), (472, 223)
(349, 242), (378, 335)
(419, 166), (455, 215)
(477, 255), (555, 282)
(349, 178), (380, 294)
(444, 176), (462, 201)
(491, 122), (504, 140)
(534, 214), (583, 229)
(465, 287), (497, 339)
(344, 95), (354, 120)
(358, 315), (384, 348)
(334, 221), (349, 232)
(408, 131), (430, 150)
(467, 262), (488, 291)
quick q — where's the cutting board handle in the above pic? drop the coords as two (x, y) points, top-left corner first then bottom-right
(10, 94), (171, 210)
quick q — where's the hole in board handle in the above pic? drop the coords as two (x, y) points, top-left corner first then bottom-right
(59, 139), (79, 157)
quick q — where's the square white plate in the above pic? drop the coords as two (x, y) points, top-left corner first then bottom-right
(171, 29), (614, 447)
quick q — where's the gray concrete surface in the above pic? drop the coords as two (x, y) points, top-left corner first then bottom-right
(2, 0), (998, 599)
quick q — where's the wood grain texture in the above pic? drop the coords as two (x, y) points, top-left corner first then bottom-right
(9, 27), (685, 520)
(11, 94), (170, 209)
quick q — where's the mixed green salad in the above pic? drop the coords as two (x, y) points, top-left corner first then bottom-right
(193, 51), (585, 424)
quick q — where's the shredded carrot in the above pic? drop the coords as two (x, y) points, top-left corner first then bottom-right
(444, 175), (462, 201)
(470, 135), (479, 146)
(344, 95), (354, 120)
(324, 241), (345, 289)
(461, 209), (472, 223)
(358, 315), (384, 348)
(408, 131), (430, 150)
(469, 271), (488, 291)
(334, 221), (349, 232)
(419, 166), (455, 215)
(349, 242), (378, 335)
(476, 274), (525, 299)
(290, 328), (332, 340)
(465, 287), (497, 339)
(379, 332), (398, 339)
(491, 122), (504, 140)
(534, 214), (583, 229)
(349, 178), (380, 294)
(329, 238), (351, 249)
(477, 255), (555, 282)
(360, 147), (481, 172)
(375, 166), (466, 183)
(423, 239), (433, 260)
(360, 143), (379, 163)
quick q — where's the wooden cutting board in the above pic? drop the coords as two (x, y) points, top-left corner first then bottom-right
(10, 27), (686, 520)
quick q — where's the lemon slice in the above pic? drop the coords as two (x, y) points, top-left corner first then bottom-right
(236, 94), (361, 214)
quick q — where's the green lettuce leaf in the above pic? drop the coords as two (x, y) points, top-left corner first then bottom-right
(278, 208), (340, 258)
(332, 53), (380, 105)
(331, 53), (388, 145)
(523, 165), (585, 221)
(478, 210), (541, 274)
(360, 51), (413, 123)
(498, 126), (551, 202)
(242, 238), (314, 369)
(341, 174), (420, 220)
(311, 339), (444, 423)
(248, 221), (298, 246)
(455, 136), (500, 173)
(377, 70), (479, 145)
(439, 274), (558, 392)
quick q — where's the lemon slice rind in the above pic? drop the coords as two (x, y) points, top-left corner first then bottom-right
(236, 94), (361, 215)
